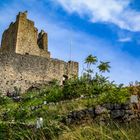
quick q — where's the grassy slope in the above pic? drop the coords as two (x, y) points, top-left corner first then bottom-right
(0, 91), (140, 140)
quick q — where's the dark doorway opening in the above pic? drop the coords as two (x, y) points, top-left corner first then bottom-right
(63, 75), (68, 85)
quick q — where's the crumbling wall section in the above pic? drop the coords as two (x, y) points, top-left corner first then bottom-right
(37, 30), (48, 51)
(0, 52), (78, 93)
(67, 61), (79, 78)
(0, 22), (18, 52)
(16, 12), (50, 58)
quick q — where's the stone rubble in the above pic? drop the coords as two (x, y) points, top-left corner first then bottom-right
(62, 103), (139, 125)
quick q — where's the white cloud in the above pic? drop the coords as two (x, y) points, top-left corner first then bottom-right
(118, 37), (132, 42)
(56, 0), (140, 32)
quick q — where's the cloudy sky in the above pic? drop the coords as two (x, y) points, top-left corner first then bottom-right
(0, 0), (140, 84)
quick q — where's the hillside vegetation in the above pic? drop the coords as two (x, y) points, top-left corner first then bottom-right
(0, 54), (140, 140)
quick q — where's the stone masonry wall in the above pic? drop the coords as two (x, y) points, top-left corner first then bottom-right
(0, 52), (78, 93)
(62, 103), (137, 125)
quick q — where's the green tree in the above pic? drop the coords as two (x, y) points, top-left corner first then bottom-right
(84, 54), (98, 79)
(85, 54), (98, 69)
(98, 61), (111, 73)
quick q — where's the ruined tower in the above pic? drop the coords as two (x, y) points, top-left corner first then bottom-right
(0, 11), (50, 58)
(0, 11), (79, 93)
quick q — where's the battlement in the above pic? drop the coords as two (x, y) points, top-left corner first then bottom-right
(16, 11), (28, 20)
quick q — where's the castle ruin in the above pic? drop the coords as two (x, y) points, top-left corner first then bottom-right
(0, 11), (79, 93)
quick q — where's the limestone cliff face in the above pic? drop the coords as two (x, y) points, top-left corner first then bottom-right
(0, 11), (79, 93)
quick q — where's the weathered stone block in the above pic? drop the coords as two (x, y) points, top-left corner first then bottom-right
(95, 105), (107, 115)
(111, 110), (125, 119)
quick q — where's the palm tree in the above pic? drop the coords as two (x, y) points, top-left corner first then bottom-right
(84, 54), (97, 80)
(85, 54), (98, 69)
(98, 61), (111, 73)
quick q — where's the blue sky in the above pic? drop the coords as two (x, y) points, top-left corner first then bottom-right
(0, 0), (140, 84)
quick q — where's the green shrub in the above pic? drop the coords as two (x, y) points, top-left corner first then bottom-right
(14, 107), (29, 121)
(98, 86), (130, 104)
(0, 95), (12, 105)
(45, 85), (63, 102)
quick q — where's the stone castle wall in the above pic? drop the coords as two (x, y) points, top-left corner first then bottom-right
(0, 11), (79, 93)
(0, 52), (78, 93)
